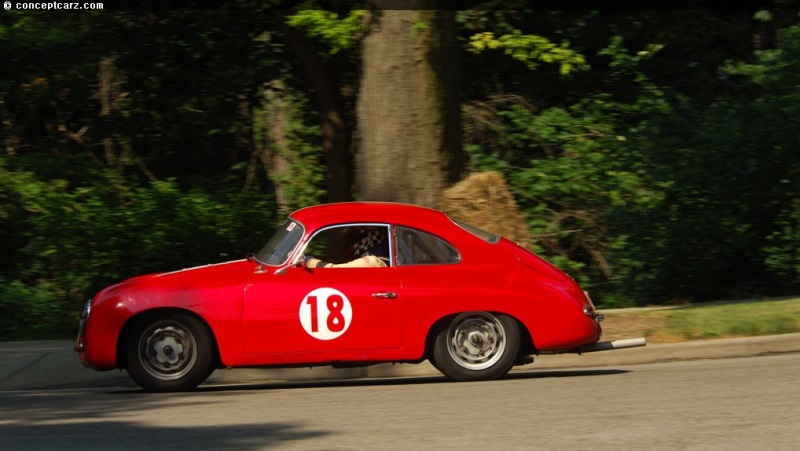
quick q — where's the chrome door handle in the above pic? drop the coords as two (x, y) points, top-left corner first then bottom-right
(372, 292), (397, 299)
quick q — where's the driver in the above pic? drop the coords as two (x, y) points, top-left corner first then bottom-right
(305, 227), (389, 268)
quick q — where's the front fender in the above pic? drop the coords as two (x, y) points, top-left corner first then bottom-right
(79, 277), (247, 370)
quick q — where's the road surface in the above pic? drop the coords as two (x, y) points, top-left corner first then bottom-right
(0, 354), (797, 450)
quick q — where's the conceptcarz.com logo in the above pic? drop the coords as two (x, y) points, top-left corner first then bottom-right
(5, 2), (104, 10)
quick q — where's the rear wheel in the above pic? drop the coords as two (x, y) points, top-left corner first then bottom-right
(125, 314), (215, 392)
(432, 312), (520, 381)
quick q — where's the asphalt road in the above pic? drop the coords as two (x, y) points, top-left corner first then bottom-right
(1, 354), (797, 450)
(3, 333), (800, 391)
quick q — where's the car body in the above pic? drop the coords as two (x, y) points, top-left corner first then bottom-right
(75, 202), (644, 391)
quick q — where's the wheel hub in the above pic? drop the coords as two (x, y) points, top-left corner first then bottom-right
(152, 336), (183, 366)
(463, 330), (491, 356)
(448, 313), (506, 370)
(139, 323), (197, 381)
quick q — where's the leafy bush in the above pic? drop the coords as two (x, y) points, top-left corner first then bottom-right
(0, 159), (278, 339)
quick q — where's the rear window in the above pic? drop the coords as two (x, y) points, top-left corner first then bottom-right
(450, 218), (500, 244)
(396, 226), (461, 265)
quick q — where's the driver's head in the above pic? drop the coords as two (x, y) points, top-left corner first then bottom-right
(346, 227), (387, 259)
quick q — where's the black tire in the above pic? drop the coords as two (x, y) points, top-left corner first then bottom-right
(125, 314), (215, 392)
(432, 312), (520, 381)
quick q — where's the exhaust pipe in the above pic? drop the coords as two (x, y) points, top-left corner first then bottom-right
(579, 337), (646, 353)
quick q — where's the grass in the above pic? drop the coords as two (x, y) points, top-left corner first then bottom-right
(600, 297), (800, 343)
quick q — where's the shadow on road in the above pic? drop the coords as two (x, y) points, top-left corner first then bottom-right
(505, 368), (629, 380)
(106, 368), (630, 394)
(0, 421), (328, 450)
(0, 368), (630, 449)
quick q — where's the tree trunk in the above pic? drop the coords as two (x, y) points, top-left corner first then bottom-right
(282, 21), (352, 204)
(356, 3), (463, 209)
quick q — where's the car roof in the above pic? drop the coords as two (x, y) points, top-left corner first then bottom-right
(289, 202), (453, 232)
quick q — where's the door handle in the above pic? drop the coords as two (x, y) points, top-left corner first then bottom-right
(372, 292), (397, 299)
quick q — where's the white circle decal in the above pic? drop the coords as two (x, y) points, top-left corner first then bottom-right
(299, 288), (352, 340)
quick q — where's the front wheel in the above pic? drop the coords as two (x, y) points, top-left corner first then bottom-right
(432, 312), (520, 381)
(125, 314), (215, 392)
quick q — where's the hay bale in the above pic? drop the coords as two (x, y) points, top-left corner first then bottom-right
(441, 171), (532, 248)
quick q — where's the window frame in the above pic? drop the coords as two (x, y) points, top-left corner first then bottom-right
(298, 222), (394, 267)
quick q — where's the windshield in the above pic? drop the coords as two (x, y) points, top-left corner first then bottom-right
(255, 220), (304, 266)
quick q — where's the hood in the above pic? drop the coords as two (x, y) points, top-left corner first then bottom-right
(154, 259), (253, 279)
(91, 259), (257, 313)
(94, 259), (255, 300)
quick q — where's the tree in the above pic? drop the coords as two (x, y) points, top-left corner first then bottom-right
(281, 11), (355, 203)
(355, 3), (463, 208)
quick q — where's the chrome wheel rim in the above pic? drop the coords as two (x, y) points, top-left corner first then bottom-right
(447, 312), (506, 370)
(138, 322), (197, 381)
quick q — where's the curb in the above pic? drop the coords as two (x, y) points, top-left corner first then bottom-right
(2, 333), (799, 391)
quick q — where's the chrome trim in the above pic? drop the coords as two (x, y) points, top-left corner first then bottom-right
(538, 337), (646, 355)
(298, 222), (395, 267)
(582, 291), (604, 322)
(579, 337), (646, 353)
(77, 299), (91, 337)
(583, 304), (604, 322)
(583, 290), (596, 309)
(81, 299), (92, 319)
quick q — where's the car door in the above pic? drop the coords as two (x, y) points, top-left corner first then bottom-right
(241, 224), (402, 356)
(393, 226), (466, 337)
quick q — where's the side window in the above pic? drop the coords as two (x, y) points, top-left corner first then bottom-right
(305, 224), (392, 266)
(395, 226), (461, 266)
(303, 227), (340, 263)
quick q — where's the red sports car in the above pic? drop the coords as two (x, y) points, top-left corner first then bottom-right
(75, 202), (644, 391)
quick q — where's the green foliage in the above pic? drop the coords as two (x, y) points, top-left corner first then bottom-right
(409, 18), (429, 38)
(764, 199), (800, 279)
(744, 27), (800, 280)
(3, 7), (800, 338)
(465, 11), (800, 306)
(251, 78), (326, 212)
(467, 100), (658, 302)
(619, 24), (800, 304)
(464, 37), (669, 306)
(286, 7), (366, 54)
(468, 30), (587, 75)
(0, 158), (277, 339)
(0, 11), (82, 47)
